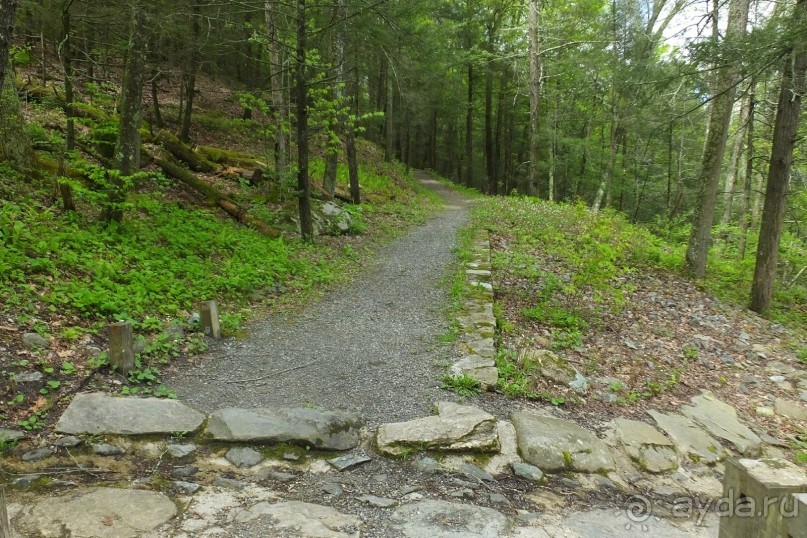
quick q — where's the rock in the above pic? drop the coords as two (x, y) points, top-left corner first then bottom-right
(226, 446), (264, 468)
(744, 374), (762, 386)
(512, 462), (544, 483)
(775, 398), (807, 420)
(450, 478), (480, 489)
(21, 447), (54, 462)
(612, 418), (678, 473)
(358, 495), (397, 508)
(171, 466), (199, 479)
(459, 463), (495, 482)
(85, 345), (102, 358)
(174, 480), (201, 494)
(234, 501), (361, 537)
(488, 493), (508, 504)
(411, 456), (442, 474)
(520, 349), (578, 384)
(321, 482), (344, 496)
(14, 371), (43, 383)
(0, 428), (24, 443)
(206, 407), (363, 450)
(449, 488), (474, 499)
(164, 321), (185, 342)
(648, 410), (724, 464)
(53, 435), (82, 448)
(770, 375), (786, 383)
(283, 452), (301, 461)
(563, 508), (700, 537)
(449, 355), (498, 389)
(92, 442), (125, 456)
(13, 487), (176, 538)
(389, 500), (511, 537)
(461, 337), (496, 359)
(167, 443), (197, 458)
(766, 361), (796, 377)
(22, 332), (50, 349)
(681, 392), (763, 455)
(56, 392), (205, 436)
(263, 471), (296, 482)
(569, 372), (590, 393)
(212, 477), (247, 491)
(376, 402), (499, 456)
(512, 410), (615, 473)
(756, 406), (775, 417)
(12, 475), (40, 490)
(328, 454), (372, 471)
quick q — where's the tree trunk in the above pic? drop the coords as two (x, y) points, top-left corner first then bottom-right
(265, 0), (289, 175)
(737, 84), (755, 260)
(60, 1), (75, 152)
(484, 34), (495, 194)
(150, 70), (164, 128)
(465, 62), (474, 188)
(750, 0), (806, 314)
(179, 1), (200, 142)
(384, 62), (395, 161)
(527, 0), (540, 197)
(0, 0), (18, 93)
(720, 91), (751, 225)
(295, 0), (313, 241)
(107, 3), (146, 222)
(684, 0), (750, 277)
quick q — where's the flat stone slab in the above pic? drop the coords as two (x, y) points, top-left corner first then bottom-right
(0, 428), (24, 442)
(681, 391), (763, 455)
(376, 402), (499, 456)
(612, 418), (678, 473)
(56, 392), (205, 436)
(512, 410), (615, 473)
(234, 501), (361, 537)
(562, 508), (714, 537)
(206, 407), (363, 450)
(389, 500), (511, 537)
(649, 410), (724, 464)
(775, 398), (807, 420)
(12, 487), (177, 537)
(450, 355), (498, 389)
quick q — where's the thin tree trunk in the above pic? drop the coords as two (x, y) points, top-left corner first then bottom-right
(150, 70), (164, 128)
(384, 62), (394, 161)
(721, 90), (752, 225)
(465, 62), (474, 188)
(0, 0), (18, 92)
(265, 0), (289, 175)
(484, 33), (495, 194)
(750, 0), (806, 314)
(295, 0), (313, 241)
(737, 85), (755, 260)
(527, 0), (540, 197)
(684, 0), (751, 277)
(180, 1), (200, 142)
(60, 1), (75, 151)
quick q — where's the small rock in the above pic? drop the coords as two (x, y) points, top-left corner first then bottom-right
(411, 456), (441, 474)
(164, 321), (185, 342)
(358, 494), (397, 508)
(92, 443), (125, 456)
(449, 488), (475, 499)
(12, 475), (40, 489)
(264, 471), (296, 482)
(775, 399), (807, 421)
(14, 371), (44, 383)
(623, 339), (638, 350)
(186, 312), (200, 325)
(560, 477), (581, 489)
(171, 466), (199, 479)
(22, 332), (50, 350)
(328, 454), (372, 471)
(321, 482), (343, 496)
(226, 447), (264, 468)
(800, 391), (807, 403)
(372, 473), (389, 483)
(450, 478), (481, 490)
(400, 485), (422, 495)
(459, 463), (495, 482)
(756, 406), (775, 417)
(488, 493), (509, 504)
(770, 375), (787, 383)
(53, 436), (82, 448)
(85, 345), (102, 358)
(213, 477), (247, 491)
(0, 429), (25, 443)
(512, 462), (544, 483)
(22, 448), (54, 462)
(173, 481), (201, 494)
(592, 475), (617, 491)
(283, 452), (301, 461)
(744, 375), (762, 386)
(738, 332), (750, 343)
(46, 479), (76, 489)
(167, 443), (197, 458)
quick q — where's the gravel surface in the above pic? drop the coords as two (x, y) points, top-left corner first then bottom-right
(167, 173), (469, 426)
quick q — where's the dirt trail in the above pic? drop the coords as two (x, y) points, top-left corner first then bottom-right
(167, 172), (469, 426)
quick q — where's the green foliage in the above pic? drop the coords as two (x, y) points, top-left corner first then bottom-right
(18, 412), (45, 431)
(441, 373), (481, 397)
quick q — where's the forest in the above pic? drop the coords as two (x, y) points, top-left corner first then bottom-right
(0, 0), (805, 328)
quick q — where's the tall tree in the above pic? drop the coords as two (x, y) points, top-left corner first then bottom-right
(526, 0), (540, 197)
(265, 0), (290, 176)
(0, 0), (17, 92)
(750, 0), (807, 314)
(295, 0), (313, 241)
(684, 0), (751, 278)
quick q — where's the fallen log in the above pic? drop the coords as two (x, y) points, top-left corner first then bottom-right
(197, 145), (265, 169)
(150, 149), (279, 237)
(155, 130), (219, 174)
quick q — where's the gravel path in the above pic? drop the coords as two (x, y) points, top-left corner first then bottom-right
(167, 172), (470, 426)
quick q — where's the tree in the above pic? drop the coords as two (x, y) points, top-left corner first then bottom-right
(295, 0), (313, 241)
(684, 0), (751, 278)
(265, 0), (290, 176)
(0, 0), (17, 92)
(750, 0), (807, 314)
(526, 0), (539, 197)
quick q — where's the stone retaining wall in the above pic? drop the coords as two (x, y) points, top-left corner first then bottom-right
(449, 229), (498, 390)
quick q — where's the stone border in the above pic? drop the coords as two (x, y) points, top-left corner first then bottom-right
(449, 229), (498, 390)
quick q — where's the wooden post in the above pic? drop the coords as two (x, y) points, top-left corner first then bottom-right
(199, 301), (221, 339)
(108, 322), (135, 374)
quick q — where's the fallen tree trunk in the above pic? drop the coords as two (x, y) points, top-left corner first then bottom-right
(197, 145), (264, 169)
(150, 149), (279, 237)
(155, 130), (219, 173)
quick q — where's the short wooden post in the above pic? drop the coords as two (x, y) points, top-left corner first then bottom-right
(199, 300), (221, 339)
(108, 322), (135, 374)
